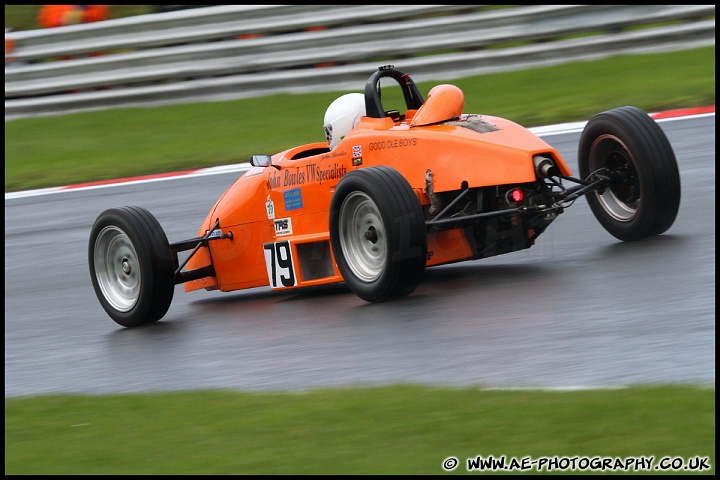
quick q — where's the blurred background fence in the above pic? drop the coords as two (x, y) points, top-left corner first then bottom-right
(4, 4), (716, 120)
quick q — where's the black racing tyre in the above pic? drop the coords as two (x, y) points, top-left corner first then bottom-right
(88, 206), (175, 327)
(578, 106), (681, 241)
(330, 166), (427, 302)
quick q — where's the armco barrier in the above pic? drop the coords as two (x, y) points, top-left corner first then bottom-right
(4, 5), (715, 120)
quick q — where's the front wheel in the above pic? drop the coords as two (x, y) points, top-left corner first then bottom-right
(330, 166), (427, 302)
(88, 206), (175, 327)
(578, 106), (681, 241)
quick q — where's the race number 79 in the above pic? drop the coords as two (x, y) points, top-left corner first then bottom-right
(263, 241), (297, 288)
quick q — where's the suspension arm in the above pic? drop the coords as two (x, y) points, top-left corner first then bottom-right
(169, 219), (233, 284)
(557, 175), (611, 204)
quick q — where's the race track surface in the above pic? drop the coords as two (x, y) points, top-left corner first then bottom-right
(4, 113), (715, 397)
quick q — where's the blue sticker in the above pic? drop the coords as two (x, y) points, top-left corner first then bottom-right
(284, 188), (303, 211)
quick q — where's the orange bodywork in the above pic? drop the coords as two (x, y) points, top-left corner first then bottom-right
(410, 84), (465, 126)
(185, 105), (572, 294)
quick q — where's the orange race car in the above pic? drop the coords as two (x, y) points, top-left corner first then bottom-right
(89, 65), (681, 328)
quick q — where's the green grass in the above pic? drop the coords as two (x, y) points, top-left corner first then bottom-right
(4, 46), (715, 192)
(5, 385), (715, 475)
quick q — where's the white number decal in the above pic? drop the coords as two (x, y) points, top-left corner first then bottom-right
(263, 241), (297, 288)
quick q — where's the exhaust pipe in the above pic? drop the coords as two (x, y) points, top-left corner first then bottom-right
(533, 155), (559, 178)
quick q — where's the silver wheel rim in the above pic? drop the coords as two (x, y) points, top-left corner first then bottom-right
(94, 225), (141, 312)
(589, 134), (640, 222)
(339, 191), (387, 282)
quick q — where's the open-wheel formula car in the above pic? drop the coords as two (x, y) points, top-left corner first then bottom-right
(89, 65), (681, 328)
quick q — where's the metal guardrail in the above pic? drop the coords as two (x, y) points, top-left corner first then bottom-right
(4, 4), (715, 120)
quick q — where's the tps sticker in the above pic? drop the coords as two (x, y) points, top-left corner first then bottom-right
(284, 188), (303, 211)
(263, 240), (297, 288)
(265, 195), (275, 219)
(274, 217), (293, 237)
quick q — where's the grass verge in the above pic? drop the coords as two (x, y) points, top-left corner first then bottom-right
(4, 385), (714, 475)
(4, 46), (715, 193)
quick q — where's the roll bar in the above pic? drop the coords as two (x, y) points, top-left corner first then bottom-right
(364, 65), (425, 118)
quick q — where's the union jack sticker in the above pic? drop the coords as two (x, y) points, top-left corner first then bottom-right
(352, 145), (362, 158)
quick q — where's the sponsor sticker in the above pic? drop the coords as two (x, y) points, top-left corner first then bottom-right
(245, 166), (266, 177)
(274, 217), (293, 236)
(284, 188), (303, 211)
(265, 195), (275, 219)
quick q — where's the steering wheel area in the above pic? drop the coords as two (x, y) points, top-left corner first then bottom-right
(364, 65), (425, 119)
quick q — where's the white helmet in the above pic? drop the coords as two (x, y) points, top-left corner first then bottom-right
(323, 93), (366, 150)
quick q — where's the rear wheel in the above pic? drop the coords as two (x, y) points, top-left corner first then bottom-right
(89, 206), (175, 327)
(578, 106), (681, 241)
(330, 166), (426, 302)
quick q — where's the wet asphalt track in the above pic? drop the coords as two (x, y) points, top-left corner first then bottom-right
(4, 114), (715, 397)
